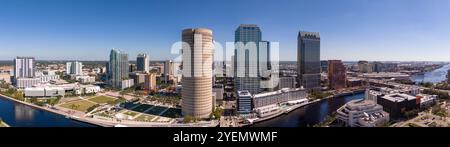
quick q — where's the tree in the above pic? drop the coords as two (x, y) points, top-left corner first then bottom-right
(183, 115), (195, 123)
(213, 107), (224, 120)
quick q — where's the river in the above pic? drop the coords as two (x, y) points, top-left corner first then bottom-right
(411, 64), (450, 83)
(0, 92), (364, 127)
(252, 93), (364, 127)
(0, 95), (96, 127)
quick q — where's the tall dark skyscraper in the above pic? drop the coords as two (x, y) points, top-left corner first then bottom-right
(136, 53), (149, 72)
(109, 49), (129, 89)
(234, 24), (272, 94)
(297, 31), (321, 90)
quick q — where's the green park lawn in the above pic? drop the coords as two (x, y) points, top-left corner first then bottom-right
(134, 114), (156, 122)
(124, 111), (139, 117)
(88, 96), (116, 104)
(60, 100), (97, 112)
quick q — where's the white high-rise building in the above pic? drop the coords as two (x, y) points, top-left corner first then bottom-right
(14, 57), (35, 79)
(66, 61), (83, 75)
(164, 60), (174, 83)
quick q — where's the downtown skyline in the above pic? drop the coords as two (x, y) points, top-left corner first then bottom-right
(1, 0), (450, 61)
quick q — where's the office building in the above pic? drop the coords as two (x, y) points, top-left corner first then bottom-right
(181, 28), (214, 118)
(328, 60), (346, 90)
(336, 99), (389, 127)
(108, 49), (131, 89)
(129, 64), (136, 73)
(278, 76), (296, 89)
(372, 62), (384, 73)
(234, 24), (262, 94)
(66, 61), (83, 75)
(320, 60), (328, 73)
(358, 61), (372, 73)
(297, 31), (321, 90)
(130, 72), (146, 85)
(164, 60), (174, 83)
(237, 90), (253, 114)
(136, 53), (150, 72)
(377, 93), (419, 118)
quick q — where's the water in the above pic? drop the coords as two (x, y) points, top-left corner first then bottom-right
(0, 96), (96, 127)
(411, 64), (450, 83)
(252, 93), (364, 127)
(0, 93), (364, 127)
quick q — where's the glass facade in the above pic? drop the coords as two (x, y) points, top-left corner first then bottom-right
(297, 31), (321, 90)
(109, 49), (129, 89)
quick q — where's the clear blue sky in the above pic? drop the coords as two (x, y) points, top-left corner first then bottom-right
(0, 0), (449, 61)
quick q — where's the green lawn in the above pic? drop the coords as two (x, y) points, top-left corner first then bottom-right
(124, 111), (139, 117)
(88, 96), (116, 104)
(60, 100), (97, 112)
(134, 114), (155, 122)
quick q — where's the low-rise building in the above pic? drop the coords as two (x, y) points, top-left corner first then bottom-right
(40, 75), (60, 83)
(75, 75), (96, 84)
(253, 88), (308, 117)
(336, 99), (389, 127)
(377, 93), (419, 118)
(15, 78), (40, 88)
(0, 72), (11, 84)
(417, 94), (437, 108)
(121, 79), (134, 89)
(24, 87), (65, 97)
(253, 88), (307, 109)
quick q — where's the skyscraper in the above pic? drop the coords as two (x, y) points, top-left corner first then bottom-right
(164, 60), (174, 83)
(66, 61), (83, 75)
(372, 62), (384, 73)
(109, 49), (130, 89)
(328, 60), (347, 90)
(14, 57), (35, 79)
(181, 28), (213, 119)
(144, 72), (157, 91)
(234, 24), (263, 94)
(358, 60), (372, 73)
(297, 31), (321, 90)
(136, 53), (149, 72)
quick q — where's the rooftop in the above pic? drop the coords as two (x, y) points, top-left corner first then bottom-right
(382, 93), (417, 102)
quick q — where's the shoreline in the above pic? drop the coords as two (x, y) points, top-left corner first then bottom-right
(248, 89), (365, 126)
(0, 94), (104, 127)
(0, 94), (219, 127)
